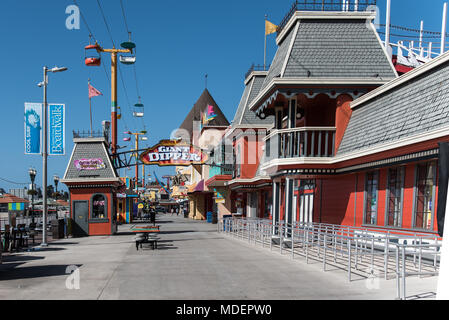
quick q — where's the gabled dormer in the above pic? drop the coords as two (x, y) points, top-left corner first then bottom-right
(248, 3), (398, 171)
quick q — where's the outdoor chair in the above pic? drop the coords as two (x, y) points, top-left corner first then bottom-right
(16, 224), (28, 249)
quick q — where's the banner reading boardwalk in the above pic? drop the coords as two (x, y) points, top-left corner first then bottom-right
(48, 104), (65, 156)
(140, 140), (208, 167)
(24, 103), (42, 155)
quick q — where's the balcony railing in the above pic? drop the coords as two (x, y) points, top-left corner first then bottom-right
(277, 0), (377, 34)
(73, 130), (107, 139)
(265, 127), (336, 161)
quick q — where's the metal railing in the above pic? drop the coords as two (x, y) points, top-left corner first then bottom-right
(245, 64), (270, 80)
(277, 0), (378, 34)
(218, 218), (441, 300)
(265, 127), (336, 161)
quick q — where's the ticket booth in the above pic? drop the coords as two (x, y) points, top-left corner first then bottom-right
(61, 137), (123, 236)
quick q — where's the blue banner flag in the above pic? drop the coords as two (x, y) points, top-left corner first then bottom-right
(48, 104), (65, 156)
(24, 103), (42, 155)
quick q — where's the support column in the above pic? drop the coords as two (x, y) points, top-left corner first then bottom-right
(272, 182), (280, 235)
(285, 177), (294, 238)
(288, 98), (297, 157)
(111, 52), (118, 156)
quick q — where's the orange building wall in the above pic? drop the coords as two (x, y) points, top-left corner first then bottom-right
(334, 94), (353, 152)
(70, 187), (113, 236)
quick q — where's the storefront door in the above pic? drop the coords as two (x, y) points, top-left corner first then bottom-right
(247, 192), (258, 218)
(73, 200), (89, 237)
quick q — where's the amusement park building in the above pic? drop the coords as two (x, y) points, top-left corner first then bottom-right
(206, 68), (275, 219)
(248, 8), (449, 234)
(175, 89), (230, 220)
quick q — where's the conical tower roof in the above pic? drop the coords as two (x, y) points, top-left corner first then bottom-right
(178, 89), (230, 138)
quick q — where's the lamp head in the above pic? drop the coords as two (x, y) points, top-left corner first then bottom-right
(50, 66), (68, 73)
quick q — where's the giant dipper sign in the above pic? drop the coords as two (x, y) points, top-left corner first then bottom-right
(140, 140), (208, 166)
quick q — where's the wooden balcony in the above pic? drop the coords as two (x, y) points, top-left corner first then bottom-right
(264, 127), (336, 161)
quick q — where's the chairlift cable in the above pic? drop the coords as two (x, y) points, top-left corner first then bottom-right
(118, 63), (138, 130)
(120, 0), (130, 34)
(73, 0), (97, 42)
(96, 0), (116, 48)
(118, 0), (145, 130)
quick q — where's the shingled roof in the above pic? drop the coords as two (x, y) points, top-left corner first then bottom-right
(62, 138), (120, 183)
(178, 89), (230, 138)
(337, 51), (449, 155)
(260, 13), (397, 94)
(231, 72), (274, 128)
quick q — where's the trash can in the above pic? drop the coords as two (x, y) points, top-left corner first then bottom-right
(51, 219), (65, 239)
(206, 212), (213, 223)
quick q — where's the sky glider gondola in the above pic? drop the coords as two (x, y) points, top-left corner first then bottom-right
(85, 42), (101, 67)
(119, 56), (136, 65)
(120, 32), (136, 65)
(133, 98), (144, 118)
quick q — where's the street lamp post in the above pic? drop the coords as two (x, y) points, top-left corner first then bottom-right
(39, 66), (67, 247)
(28, 168), (37, 223)
(53, 175), (59, 199)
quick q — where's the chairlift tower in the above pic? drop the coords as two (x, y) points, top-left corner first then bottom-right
(84, 38), (136, 156)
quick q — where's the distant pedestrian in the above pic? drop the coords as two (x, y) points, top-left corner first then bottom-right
(171, 208), (174, 215)
(176, 208), (179, 216)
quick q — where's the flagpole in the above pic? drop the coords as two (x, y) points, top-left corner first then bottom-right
(264, 15), (267, 71)
(88, 79), (93, 137)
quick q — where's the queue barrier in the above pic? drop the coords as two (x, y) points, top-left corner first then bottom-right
(217, 218), (441, 300)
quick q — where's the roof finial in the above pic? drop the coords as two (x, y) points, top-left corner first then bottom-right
(205, 74), (208, 89)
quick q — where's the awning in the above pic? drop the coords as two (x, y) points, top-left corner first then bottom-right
(194, 180), (205, 192)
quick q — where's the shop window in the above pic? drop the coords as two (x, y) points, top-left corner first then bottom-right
(413, 162), (436, 230)
(386, 167), (404, 228)
(92, 194), (107, 220)
(364, 171), (378, 225)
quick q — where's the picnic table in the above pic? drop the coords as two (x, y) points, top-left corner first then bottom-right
(131, 225), (161, 251)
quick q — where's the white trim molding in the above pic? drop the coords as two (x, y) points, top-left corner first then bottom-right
(245, 71), (268, 86)
(249, 78), (393, 112)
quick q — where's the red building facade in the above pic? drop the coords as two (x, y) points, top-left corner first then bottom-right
(248, 9), (448, 235)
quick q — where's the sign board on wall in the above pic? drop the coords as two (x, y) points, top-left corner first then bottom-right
(48, 104), (65, 155)
(74, 158), (106, 171)
(24, 103), (42, 155)
(140, 140), (208, 167)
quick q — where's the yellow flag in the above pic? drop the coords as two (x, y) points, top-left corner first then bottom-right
(265, 20), (278, 36)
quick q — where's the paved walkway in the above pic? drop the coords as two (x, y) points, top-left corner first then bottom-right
(0, 214), (439, 300)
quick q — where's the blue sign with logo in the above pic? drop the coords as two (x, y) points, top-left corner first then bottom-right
(48, 104), (65, 156)
(24, 103), (42, 155)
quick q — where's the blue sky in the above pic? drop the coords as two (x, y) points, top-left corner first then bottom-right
(0, 0), (448, 192)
